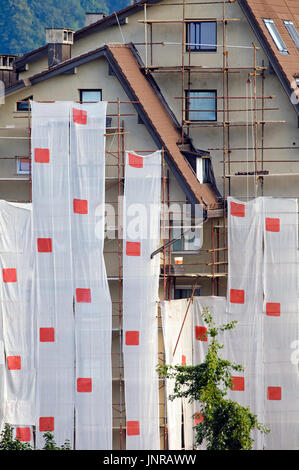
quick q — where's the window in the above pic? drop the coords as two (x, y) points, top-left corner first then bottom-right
(284, 20), (299, 50)
(263, 19), (289, 53)
(16, 96), (32, 112)
(16, 158), (30, 175)
(79, 89), (102, 103)
(186, 90), (217, 121)
(186, 21), (217, 52)
(172, 222), (202, 253)
(174, 286), (201, 300)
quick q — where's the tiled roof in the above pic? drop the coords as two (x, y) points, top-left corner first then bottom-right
(107, 44), (221, 209)
(241, 0), (299, 92)
(6, 43), (221, 210)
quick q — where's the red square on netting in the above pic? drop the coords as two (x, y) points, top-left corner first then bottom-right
(34, 148), (50, 163)
(230, 376), (245, 391)
(73, 199), (88, 214)
(265, 218), (280, 232)
(230, 289), (245, 304)
(267, 386), (281, 400)
(37, 238), (52, 253)
(16, 427), (31, 442)
(195, 326), (208, 342)
(77, 378), (92, 393)
(40, 327), (55, 342)
(230, 201), (245, 217)
(127, 421), (140, 436)
(266, 302), (280, 317)
(194, 413), (204, 425)
(126, 241), (141, 256)
(2, 268), (17, 283)
(125, 331), (139, 346)
(76, 288), (91, 303)
(39, 417), (54, 432)
(72, 108), (87, 125)
(128, 152), (143, 168)
(7, 356), (21, 370)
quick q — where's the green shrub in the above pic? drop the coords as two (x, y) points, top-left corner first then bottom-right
(0, 423), (71, 450)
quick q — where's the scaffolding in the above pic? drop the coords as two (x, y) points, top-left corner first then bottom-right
(135, 0), (299, 449)
(1, 0), (299, 451)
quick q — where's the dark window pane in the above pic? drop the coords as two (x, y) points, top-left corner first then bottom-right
(174, 288), (200, 299)
(16, 96), (32, 112)
(201, 22), (217, 50)
(186, 21), (216, 51)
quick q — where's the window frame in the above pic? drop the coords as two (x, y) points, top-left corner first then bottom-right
(283, 20), (299, 50)
(263, 19), (289, 54)
(186, 20), (217, 52)
(185, 89), (217, 122)
(16, 96), (33, 112)
(79, 89), (102, 103)
(16, 157), (30, 175)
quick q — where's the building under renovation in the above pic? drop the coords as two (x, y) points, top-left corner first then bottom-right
(0, 0), (298, 450)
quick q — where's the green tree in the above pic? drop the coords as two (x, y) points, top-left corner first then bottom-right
(0, 0), (36, 54)
(0, 423), (71, 450)
(42, 431), (71, 450)
(158, 308), (269, 450)
(0, 423), (32, 450)
(0, 0), (111, 54)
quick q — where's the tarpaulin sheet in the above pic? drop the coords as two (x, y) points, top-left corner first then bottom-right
(31, 101), (112, 449)
(123, 151), (161, 450)
(32, 101), (75, 448)
(70, 102), (112, 450)
(227, 197), (263, 316)
(227, 196), (299, 450)
(161, 299), (189, 450)
(262, 198), (299, 450)
(0, 201), (34, 432)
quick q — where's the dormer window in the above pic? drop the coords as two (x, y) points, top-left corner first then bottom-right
(284, 20), (299, 50)
(263, 19), (289, 54)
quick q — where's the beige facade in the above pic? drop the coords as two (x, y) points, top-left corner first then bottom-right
(1, 0), (299, 449)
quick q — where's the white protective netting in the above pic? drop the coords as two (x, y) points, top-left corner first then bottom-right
(161, 298), (194, 450)
(0, 201), (34, 446)
(227, 196), (299, 450)
(123, 151), (161, 450)
(162, 195), (299, 450)
(32, 101), (75, 448)
(31, 101), (112, 449)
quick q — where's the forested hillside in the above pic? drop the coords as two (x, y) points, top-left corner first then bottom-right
(0, 0), (130, 55)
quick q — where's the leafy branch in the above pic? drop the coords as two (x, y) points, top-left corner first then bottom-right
(158, 307), (269, 450)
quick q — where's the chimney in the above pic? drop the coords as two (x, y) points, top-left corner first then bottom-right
(0, 55), (17, 87)
(85, 12), (106, 27)
(46, 28), (74, 68)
